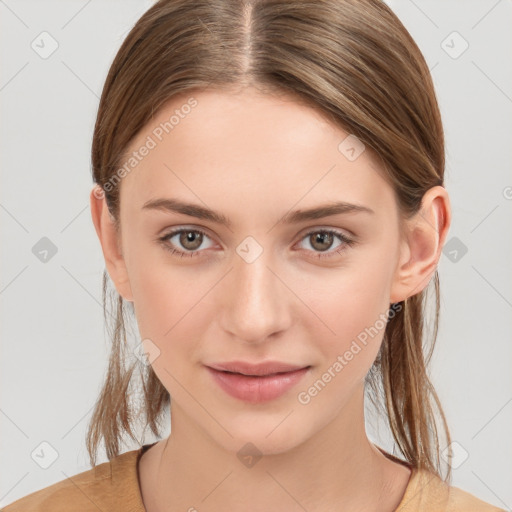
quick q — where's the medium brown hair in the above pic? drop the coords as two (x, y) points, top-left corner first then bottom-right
(87, 0), (452, 482)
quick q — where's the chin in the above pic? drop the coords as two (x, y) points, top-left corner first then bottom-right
(208, 415), (313, 458)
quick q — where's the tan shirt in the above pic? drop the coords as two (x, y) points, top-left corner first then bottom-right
(2, 443), (506, 511)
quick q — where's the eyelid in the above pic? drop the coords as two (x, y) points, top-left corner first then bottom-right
(296, 224), (357, 241)
(294, 227), (356, 255)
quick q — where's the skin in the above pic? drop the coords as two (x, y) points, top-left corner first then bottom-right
(90, 86), (451, 512)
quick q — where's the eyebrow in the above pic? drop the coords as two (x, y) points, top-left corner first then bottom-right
(142, 197), (375, 228)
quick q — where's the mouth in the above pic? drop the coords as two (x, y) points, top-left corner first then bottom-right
(205, 365), (311, 403)
(207, 360), (310, 377)
(218, 369), (304, 377)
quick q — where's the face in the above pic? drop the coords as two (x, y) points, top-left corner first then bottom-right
(103, 87), (412, 455)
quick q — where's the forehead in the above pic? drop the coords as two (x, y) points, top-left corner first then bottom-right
(118, 87), (396, 219)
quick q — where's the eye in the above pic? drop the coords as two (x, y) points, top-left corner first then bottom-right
(157, 228), (214, 258)
(157, 227), (356, 260)
(296, 229), (356, 259)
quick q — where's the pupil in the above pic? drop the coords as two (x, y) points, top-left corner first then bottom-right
(313, 232), (332, 251)
(181, 231), (202, 250)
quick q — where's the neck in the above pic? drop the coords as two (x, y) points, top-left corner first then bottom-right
(140, 385), (409, 512)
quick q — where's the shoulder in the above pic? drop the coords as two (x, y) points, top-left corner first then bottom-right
(1, 460), (113, 512)
(1, 448), (145, 512)
(446, 485), (507, 512)
(396, 467), (507, 512)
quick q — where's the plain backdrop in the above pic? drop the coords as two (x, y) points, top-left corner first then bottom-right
(1, 0), (511, 509)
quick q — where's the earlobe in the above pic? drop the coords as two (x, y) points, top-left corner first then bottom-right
(89, 186), (134, 302)
(389, 186), (451, 304)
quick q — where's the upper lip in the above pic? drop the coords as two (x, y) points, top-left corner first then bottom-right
(207, 361), (310, 376)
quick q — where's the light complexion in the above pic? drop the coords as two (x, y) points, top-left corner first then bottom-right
(90, 86), (451, 512)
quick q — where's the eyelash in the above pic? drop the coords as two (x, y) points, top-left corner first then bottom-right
(157, 227), (356, 260)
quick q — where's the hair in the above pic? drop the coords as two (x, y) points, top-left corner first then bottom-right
(87, 0), (453, 483)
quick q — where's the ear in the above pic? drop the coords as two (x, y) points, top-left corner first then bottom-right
(389, 185), (451, 304)
(90, 185), (134, 302)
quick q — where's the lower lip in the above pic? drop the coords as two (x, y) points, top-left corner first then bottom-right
(206, 366), (310, 403)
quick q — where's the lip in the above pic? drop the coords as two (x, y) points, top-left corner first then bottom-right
(205, 362), (311, 403)
(207, 360), (309, 376)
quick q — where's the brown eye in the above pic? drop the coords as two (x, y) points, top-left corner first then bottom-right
(179, 230), (203, 251)
(158, 228), (213, 257)
(309, 231), (334, 252)
(297, 228), (356, 259)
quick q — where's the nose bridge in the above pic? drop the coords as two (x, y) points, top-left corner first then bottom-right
(224, 241), (290, 343)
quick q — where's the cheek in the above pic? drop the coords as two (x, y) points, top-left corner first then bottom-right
(128, 256), (219, 382)
(133, 269), (204, 337)
(123, 231), (186, 328)
(301, 253), (395, 367)
(131, 269), (204, 394)
(295, 265), (394, 412)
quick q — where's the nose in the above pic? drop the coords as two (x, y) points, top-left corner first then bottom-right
(220, 247), (292, 345)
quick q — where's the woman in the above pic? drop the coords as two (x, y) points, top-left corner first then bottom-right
(3, 0), (505, 510)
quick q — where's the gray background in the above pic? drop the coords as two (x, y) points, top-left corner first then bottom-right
(1, 0), (511, 509)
